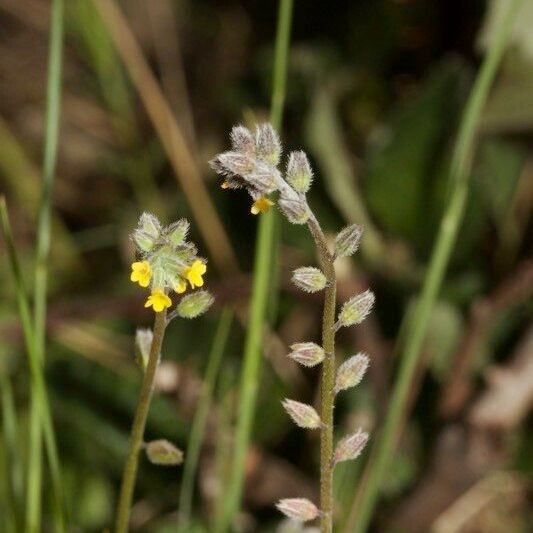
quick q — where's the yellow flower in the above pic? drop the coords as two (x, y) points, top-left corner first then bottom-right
(251, 197), (274, 215)
(130, 260), (152, 288)
(184, 260), (207, 288)
(221, 181), (230, 189)
(175, 278), (187, 294)
(144, 289), (172, 312)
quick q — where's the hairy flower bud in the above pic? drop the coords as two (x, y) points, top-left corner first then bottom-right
(211, 151), (255, 177)
(288, 342), (325, 367)
(292, 267), (327, 293)
(135, 328), (153, 370)
(333, 429), (369, 466)
(146, 439), (184, 466)
(276, 498), (320, 522)
(255, 123), (281, 166)
(230, 125), (255, 155)
(335, 353), (369, 394)
(278, 195), (310, 225)
(282, 399), (321, 429)
(335, 224), (363, 257)
(165, 219), (189, 246)
(133, 212), (162, 252)
(335, 290), (375, 330)
(176, 290), (214, 319)
(286, 151), (313, 193)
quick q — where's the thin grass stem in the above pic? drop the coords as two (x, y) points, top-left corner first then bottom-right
(219, 1), (294, 530)
(178, 308), (234, 529)
(0, 198), (65, 532)
(345, 1), (526, 530)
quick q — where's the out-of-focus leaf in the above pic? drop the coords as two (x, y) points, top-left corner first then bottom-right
(426, 301), (464, 381)
(364, 60), (470, 246)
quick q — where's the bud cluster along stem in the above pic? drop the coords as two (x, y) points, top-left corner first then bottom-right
(211, 124), (375, 531)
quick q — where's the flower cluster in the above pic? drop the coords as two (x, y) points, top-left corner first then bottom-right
(210, 123), (312, 224)
(130, 212), (213, 316)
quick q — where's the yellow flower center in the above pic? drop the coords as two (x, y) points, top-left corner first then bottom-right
(184, 259), (207, 288)
(251, 197), (274, 215)
(175, 278), (187, 294)
(144, 289), (172, 312)
(130, 260), (152, 288)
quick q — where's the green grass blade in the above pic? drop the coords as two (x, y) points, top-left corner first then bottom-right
(0, 366), (22, 531)
(178, 308), (233, 529)
(0, 199), (65, 532)
(345, 1), (526, 531)
(27, 0), (65, 530)
(218, 1), (294, 530)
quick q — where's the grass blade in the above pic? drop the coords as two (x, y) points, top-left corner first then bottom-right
(0, 199), (65, 532)
(219, 1), (294, 530)
(178, 308), (234, 529)
(345, 1), (526, 531)
(27, 0), (65, 529)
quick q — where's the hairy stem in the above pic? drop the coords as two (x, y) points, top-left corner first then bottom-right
(308, 215), (336, 533)
(115, 309), (167, 533)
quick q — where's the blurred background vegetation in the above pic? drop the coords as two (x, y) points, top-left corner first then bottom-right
(0, 0), (532, 531)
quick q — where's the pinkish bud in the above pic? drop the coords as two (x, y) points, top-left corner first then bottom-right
(334, 353), (369, 394)
(230, 125), (255, 155)
(335, 290), (375, 330)
(276, 498), (320, 522)
(282, 399), (321, 429)
(292, 267), (327, 293)
(333, 429), (369, 466)
(288, 342), (325, 367)
(278, 194), (310, 225)
(255, 123), (281, 166)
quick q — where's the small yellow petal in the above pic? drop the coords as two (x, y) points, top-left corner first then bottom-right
(251, 197), (274, 215)
(175, 279), (187, 294)
(221, 181), (230, 189)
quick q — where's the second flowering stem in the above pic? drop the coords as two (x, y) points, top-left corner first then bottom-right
(115, 309), (167, 533)
(309, 215), (337, 533)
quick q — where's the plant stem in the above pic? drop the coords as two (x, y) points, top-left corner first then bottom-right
(115, 309), (167, 533)
(219, 1), (293, 530)
(345, 1), (525, 531)
(178, 308), (233, 529)
(308, 215), (336, 533)
(28, 0), (65, 529)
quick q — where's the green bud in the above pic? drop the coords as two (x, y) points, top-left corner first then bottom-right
(292, 266), (327, 293)
(286, 151), (313, 194)
(335, 224), (363, 257)
(145, 439), (184, 466)
(335, 290), (375, 330)
(177, 290), (214, 319)
(165, 219), (189, 246)
(132, 212), (162, 252)
(135, 328), (153, 371)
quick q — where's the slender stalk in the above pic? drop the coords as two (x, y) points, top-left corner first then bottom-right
(178, 308), (233, 529)
(345, 1), (525, 531)
(219, 1), (293, 530)
(0, 368), (22, 531)
(115, 309), (168, 533)
(308, 216), (337, 533)
(0, 198), (65, 532)
(28, 0), (65, 529)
